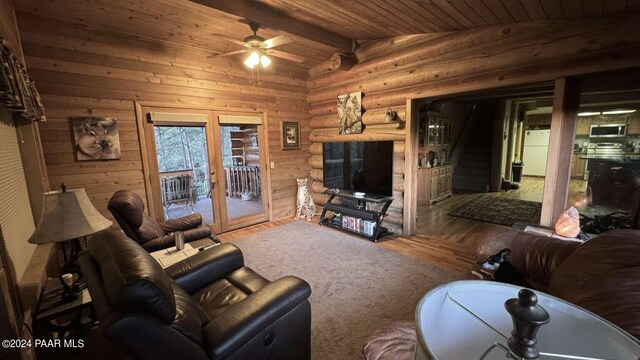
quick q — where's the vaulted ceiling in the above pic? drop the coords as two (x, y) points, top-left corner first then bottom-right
(13, 0), (640, 70)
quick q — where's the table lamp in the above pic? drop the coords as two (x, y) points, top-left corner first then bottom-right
(28, 184), (112, 272)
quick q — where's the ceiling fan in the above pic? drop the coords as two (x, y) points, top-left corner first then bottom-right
(209, 22), (305, 68)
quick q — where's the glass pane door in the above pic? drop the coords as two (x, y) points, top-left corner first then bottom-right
(219, 124), (264, 222)
(153, 125), (215, 225)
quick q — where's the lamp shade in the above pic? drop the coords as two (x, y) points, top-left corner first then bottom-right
(28, 188), (112, 244)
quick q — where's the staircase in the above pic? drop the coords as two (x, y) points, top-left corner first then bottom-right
(451, 102), (496, 192)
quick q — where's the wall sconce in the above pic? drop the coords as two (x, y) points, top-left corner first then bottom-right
(386, 108), (398, 122)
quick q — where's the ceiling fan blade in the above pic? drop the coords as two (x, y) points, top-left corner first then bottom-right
(211, 33), (249, 48)
(262, 35), (292, 49)
(265, 49), (305, 63)
(208, 49), (250, 59)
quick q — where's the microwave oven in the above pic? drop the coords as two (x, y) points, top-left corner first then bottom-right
(589, 124), (627, 138)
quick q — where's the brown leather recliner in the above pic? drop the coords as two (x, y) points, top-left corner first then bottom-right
(79, 229), (312, 360)
(108, 190), (214, 252)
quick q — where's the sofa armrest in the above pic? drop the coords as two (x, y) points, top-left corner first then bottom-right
(141, 226), (213, 253)
(164, 244), (244, 293)
(160, 213), (203, 232)
(180, 225), (212, 242)
(507, 232), (580, 287)
(202, 276), (311, 359)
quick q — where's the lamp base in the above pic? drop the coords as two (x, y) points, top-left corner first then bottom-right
(58, 237), (86, 274)
(58, 273), (79, 304)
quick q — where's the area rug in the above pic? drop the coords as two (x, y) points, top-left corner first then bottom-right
(229, 222), (462, 360)
(448, 195), (542, 227)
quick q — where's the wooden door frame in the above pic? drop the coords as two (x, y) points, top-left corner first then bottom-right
(404, 79), (579, 236)
(134, 102), (273, 232)
(403, 98), (419, 236)
(540, 78), (580, 226)
(135, 103), (222, 232)
(212, 111), (271, 232)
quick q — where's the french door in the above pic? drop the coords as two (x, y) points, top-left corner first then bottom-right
(212, 112), (270, 231)
(137, 105), (270, 233)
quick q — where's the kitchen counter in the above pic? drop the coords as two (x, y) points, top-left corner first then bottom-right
(577, 154), (640, 161)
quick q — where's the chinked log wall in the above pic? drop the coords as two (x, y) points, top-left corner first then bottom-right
(15, 11), (312, 221)
(307, 18), (640, 234)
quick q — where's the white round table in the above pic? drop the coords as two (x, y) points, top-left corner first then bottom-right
(415, 281), (640, 360)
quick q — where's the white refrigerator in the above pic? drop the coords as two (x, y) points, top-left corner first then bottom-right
(522, 129), (550, 176)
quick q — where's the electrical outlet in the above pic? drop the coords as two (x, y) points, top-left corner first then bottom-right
(270, 161), (275, 169)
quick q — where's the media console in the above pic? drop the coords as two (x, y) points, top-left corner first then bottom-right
(318, 189), (394, 242)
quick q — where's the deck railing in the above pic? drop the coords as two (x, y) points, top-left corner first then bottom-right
(224, 166), (261, 198)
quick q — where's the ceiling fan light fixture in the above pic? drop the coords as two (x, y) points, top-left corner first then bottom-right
(260, 54), (271, 68)
(244, 51), (260, 68)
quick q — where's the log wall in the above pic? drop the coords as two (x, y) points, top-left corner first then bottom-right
(307, 18), (640, 233)
(241, 129), (260, 167)
(16, 12), (311, 221)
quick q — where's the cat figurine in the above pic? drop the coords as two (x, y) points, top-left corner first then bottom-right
(295, 178), (316, 221)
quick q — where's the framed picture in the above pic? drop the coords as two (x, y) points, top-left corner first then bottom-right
(281, 121), (300, 149)
(337, 91), (363, 134)
(71, 116), (121, 160)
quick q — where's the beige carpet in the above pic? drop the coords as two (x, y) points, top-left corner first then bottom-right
(230, 221), (463, 359)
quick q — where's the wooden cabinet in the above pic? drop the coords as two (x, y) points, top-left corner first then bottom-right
(420, 114), (450, 148)
(571, 154), (586, 179)
(418, 164), (453, 204)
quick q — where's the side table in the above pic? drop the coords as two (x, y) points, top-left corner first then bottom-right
(34, 277), (96, 339)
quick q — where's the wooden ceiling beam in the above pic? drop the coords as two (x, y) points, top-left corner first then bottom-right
(189, 0), (355, 53)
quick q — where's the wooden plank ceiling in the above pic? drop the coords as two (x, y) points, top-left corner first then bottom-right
(14, 0), (640, 69)
(254, 0), (640, 39)
(12, 0), (342, 69)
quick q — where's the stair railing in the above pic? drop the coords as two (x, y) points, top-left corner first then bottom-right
(448, 102), (478, 168)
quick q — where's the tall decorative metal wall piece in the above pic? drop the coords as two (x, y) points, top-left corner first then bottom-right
(0, 37), (46, 122)
(337, 91), (363, 134)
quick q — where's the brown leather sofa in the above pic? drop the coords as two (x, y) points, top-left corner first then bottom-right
(79, 229), (312, 360)
(476, 228), (640, 339)
(108, 190), (215, 252)
(363, 229), (640, 359)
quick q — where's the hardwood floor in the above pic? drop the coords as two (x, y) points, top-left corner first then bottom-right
(215, 176), (587, 276)
(416, 176), (586, 245)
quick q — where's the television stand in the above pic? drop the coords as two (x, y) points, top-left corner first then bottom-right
(319, 189), (394, 242)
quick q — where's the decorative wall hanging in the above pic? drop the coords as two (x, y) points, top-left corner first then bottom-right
(0, 38), (46, 121)
(337, 91), (363, 134)
(281, 121), (300, 149)
(71, 117), (121, 160)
